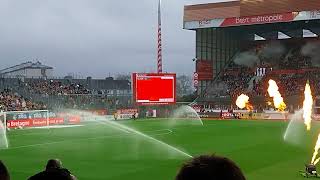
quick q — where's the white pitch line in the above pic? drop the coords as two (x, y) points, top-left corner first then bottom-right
(32, 125), (84, 129)
(89, 119), (131, 133)
(103, 122), (131, 133)
(6, 129), (173, 150)
(8, 125), (84, 137)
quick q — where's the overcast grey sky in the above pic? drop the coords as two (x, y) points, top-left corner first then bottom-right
(0, 0), (231, 78)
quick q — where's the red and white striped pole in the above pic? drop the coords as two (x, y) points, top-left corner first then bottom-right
(157, 0), (163, 73)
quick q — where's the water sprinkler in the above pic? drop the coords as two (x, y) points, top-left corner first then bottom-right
(307, 164), (317, 175)
(300, 164), (320, 178)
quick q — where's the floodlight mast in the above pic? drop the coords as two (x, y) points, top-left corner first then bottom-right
(157, 0), (162, 73)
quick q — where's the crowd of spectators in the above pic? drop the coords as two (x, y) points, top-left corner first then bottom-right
(0, 78), (129, 111)
(26, 80), (91, 96)
(221, 63), (254, 98)
(18, 80), (126, 110)
(225, 40), (319, 99)
(279, 46), (311, 70)
(278, 74), (305, 96)
(0, 89), (46, 112)
(58, 94), (120, 110)
(252, 71), (320, 98)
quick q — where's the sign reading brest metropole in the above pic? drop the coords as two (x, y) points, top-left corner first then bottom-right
(184, 10), (320, 29)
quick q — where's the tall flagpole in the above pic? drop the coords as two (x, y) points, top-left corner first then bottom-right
(157, 0), (163, 73)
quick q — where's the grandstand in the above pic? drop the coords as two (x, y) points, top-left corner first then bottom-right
(0, 66), (132, 112)
(184, 0), (320, 111)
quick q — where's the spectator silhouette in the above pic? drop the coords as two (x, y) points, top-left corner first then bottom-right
(28, 159), (76, 180)
(176, 155), (246, 180)
(0, 160), (10, 180)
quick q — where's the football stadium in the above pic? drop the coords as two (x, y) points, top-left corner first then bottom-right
(2, 0), (320, 180)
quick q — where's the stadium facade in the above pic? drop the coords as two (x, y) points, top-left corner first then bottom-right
(0, 61), (53, 79)
(184, 0), (320, 98)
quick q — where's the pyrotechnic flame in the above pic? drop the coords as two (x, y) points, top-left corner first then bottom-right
(311, 134), (320, 165)
(267, 80), (286, 111)
(246, 103), (253, 111)
(314, 158), (320, 166)
(303, 81), (313, 131)
(236, 94), (250, 109)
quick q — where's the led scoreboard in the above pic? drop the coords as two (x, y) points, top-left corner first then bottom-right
(132, 73), (176, 105)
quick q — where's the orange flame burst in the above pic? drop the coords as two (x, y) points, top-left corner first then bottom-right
(236, 94), (253, 110)
(303, 81), (313, 131)
(267, 80), (286, 111)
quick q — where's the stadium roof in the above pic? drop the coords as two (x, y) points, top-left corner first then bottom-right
(0, 61), (53, 75)
(184, 0), (320, 29)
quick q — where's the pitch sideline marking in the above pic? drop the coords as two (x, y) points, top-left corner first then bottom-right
(6, 129), (173, 150)
(8, 125), (84, 137)
(32, 125), (84, 129)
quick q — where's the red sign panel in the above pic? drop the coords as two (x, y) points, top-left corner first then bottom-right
(68, 116), (81, 124)
(132, 73), (176, 105)
(117, 109), (138, 114)
(7, 117), (80, 128)
(221, 12), (297, 27)
(222, 112), (240, 119)
(196, 60), (213, 80)
(7, 118), (63, 128)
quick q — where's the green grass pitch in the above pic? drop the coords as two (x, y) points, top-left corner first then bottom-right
(0, 119), (318, 180)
